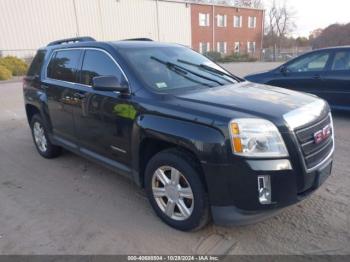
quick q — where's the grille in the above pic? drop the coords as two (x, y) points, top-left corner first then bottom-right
(295, 115), (334, 170)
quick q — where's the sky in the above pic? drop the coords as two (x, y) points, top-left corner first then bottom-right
(281, 0), (350, 37)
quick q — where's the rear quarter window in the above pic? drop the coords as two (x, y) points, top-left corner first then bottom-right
(27, 50), (46, 76)
(47, 49), (81, 82)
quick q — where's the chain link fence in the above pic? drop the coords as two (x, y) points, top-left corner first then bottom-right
(261, 46), (313, 62)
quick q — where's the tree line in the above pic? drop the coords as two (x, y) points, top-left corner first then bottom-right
(311, 23), (350, 49)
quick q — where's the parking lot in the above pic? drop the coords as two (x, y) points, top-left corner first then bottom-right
(0, 62), (349, 255)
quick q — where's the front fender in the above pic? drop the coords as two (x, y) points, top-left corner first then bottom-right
(131, 114), (228, 178)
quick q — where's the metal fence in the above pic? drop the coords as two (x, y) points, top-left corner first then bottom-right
(261, 47), (313, 62)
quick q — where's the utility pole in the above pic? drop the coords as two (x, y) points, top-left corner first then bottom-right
(156, 0), (160, 41)
(98, 0), (105, 40)
(212, 4), (215, 51)
(72, 0), (80, 37)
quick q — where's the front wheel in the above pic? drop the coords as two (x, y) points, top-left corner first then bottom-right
(145, 149), (210, 231)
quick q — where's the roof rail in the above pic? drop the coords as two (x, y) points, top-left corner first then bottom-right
(122, 38), (153, 41)
(47, 36), (96, 47)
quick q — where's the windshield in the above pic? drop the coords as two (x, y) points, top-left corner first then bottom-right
(120, 46), (238, 92)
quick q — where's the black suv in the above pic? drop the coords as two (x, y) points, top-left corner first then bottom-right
(23, 37), (334, 231)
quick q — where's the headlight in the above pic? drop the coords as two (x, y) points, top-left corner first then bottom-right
(229, 118), (288, 157)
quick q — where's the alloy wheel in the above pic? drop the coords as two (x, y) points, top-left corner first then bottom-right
(33, 122), (48, 153)
(152, 166), (194, 221)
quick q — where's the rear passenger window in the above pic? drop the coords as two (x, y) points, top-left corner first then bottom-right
(27, 50), (46, 76)
(331, 51), (350, 71)
(80, 50), (125, 86)
(47, 50), (81, 82)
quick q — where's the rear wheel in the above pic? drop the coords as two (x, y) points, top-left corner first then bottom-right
(145, 149), (210, 231)
(30, 114), (62, 158)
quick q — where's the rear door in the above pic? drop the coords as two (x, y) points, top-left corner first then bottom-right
(73, 49), (134, 168)
(44, 49), (82, 145)
(323, 49), (350, 109)
(268, 51), (332, 97)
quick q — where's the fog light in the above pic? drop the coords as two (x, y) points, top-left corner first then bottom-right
(258, 176), (272, 205)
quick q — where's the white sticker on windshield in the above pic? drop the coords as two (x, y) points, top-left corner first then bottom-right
(156, 82), (168, 89)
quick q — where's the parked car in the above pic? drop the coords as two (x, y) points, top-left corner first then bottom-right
(245, 46), (350, 111)
(24, 37), (334, 231)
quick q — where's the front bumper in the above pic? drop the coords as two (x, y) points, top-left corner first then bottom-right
(211, 206), (282, 226)
(203, 156), (333, 226)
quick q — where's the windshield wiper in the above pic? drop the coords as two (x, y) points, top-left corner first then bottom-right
(177, 59), (241, 83)
(150, 56), (225, 86)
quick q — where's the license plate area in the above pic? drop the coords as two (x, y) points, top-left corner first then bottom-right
(315, 161), (332, 187)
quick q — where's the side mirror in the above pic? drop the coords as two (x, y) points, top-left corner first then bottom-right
(92, 76), (129, 94)
(280, 66), (288, 75)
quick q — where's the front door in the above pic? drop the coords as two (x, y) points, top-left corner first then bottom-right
(73, 49), (135, 168)
(268, 51), (332, 98)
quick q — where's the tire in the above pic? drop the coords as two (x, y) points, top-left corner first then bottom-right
(30, 114), (62, 159)
(145, 149), (210, 231)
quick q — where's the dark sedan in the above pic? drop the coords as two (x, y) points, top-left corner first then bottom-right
(245, 46), (350, 111)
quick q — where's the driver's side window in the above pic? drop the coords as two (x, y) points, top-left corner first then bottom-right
(287, 52), (330, 73)
(80, 50), (125, 86)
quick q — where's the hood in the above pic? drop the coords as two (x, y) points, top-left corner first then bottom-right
(173, 82), (324, 129)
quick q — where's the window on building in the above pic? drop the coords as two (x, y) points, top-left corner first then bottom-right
(199, 13), (210, 27)
(47, 50), (81, 82)
(217, 42), (227, 54)
(247, 42), (256, 53)
(80, 50), (126, 86)
(217, 14), (227, 27)
(248, 16), (257, 28)
(234, 42), (240, 53)
(199, 42), (210, 54)
(233, 16), (243, 28)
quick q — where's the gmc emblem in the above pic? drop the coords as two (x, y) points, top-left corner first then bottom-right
(314, 124), (332, 144)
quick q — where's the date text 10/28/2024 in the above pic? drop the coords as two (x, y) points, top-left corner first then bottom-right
(127, 256), (220, 261)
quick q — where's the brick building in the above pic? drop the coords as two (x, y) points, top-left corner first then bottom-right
(0, 0), (264, 58)
(191, 2), (264, 57)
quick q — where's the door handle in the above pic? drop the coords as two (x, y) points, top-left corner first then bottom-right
(73, 93), (86, 99)
(312, 74), (321, 80)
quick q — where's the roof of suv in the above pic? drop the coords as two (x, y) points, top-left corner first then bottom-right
(44, 37), (182, 51)
(316, 46), (350, 51)
(110, 40), (182, 49)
